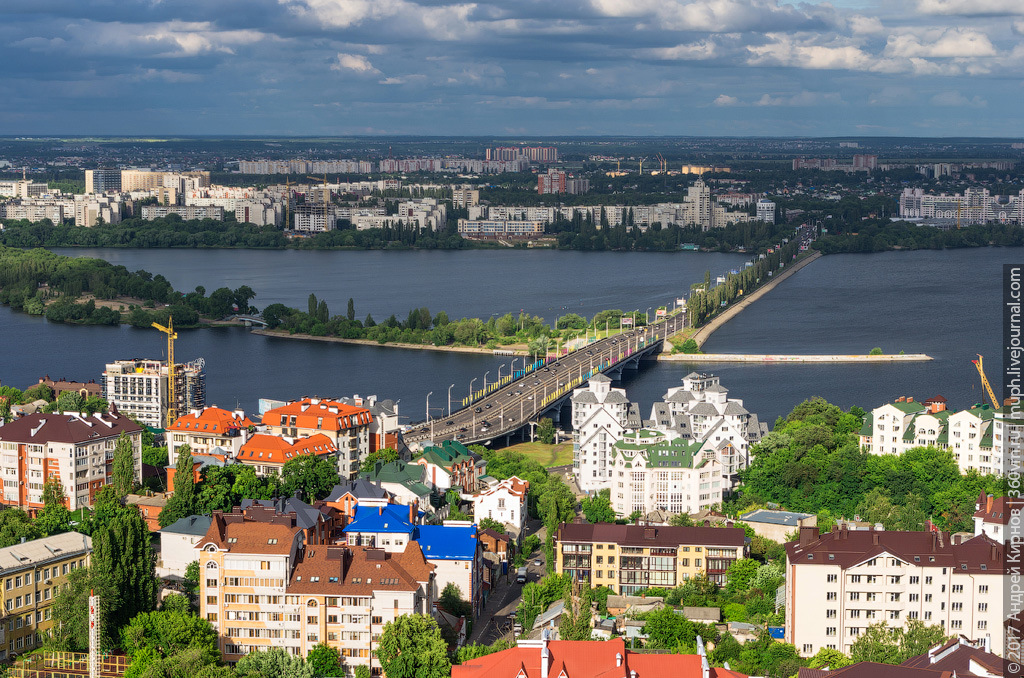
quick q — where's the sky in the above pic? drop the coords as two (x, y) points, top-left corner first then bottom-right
(2, 0), (1022, 137)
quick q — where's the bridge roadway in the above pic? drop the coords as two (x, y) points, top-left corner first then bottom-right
(403, 311), (687, 447)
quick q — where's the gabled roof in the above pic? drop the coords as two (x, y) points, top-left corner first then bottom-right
(973, 494), (1021, 525)
(0, 411), (142, 444)
(0, 533), (92, 571)
(198, 512), (303, 555)
(240, 497), (327, 531)
(169, 407), (253, 433)
(558, 522), (745, 548)
(785, 528), (1005, 574)
(343, 504), (418, 535)
(159, 514), (213, 537)
(288, 542), (432, 595)
(901, 636), (1003, 677)
(238, 433), (337, 465)
(826, 662), (953, 678)
(451, 637), (731, 678)
(417, 524), (478, 560)
(361, 459), (425, 485)
(325, 479), (390, 503)
(262, 397), (373, 431)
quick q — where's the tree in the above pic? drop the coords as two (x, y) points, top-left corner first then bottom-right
(581, 488), (616, 523)
(641, 605), (696, 650)
(726, 558), (761, 595)
(92, 507), (158, 632)
(869, 347), (883, 355)
(280, 454), (341, 501)
(159, 445), (196, 527)
(376, 614), (452, 678)
(36, 477), (71, 536)
(0, 507), (41, 547)
(478, 517), (506, 533)
(347, 297), (356, 322)
(850, 623), (902, 664)
(669, 512), (694, 526)
(121, 607), (220, 664)
(112, 431), (136, 498)
(48, 566), (120, 651)
(306, 642), (342, 677)
(361, 447), (399, 473)
(22, 382), (55, 403)
(354, 667), (371, 678)
(183, 560), (200, 597)
(537, 418), (555, 445)
(236, 647), (315, 678)
(439, 583), (473, 619)
(807, 647), (852, 670)
(558, 578), (593, 641)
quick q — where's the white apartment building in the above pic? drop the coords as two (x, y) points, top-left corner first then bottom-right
(452, 185), (480, 208)
(899, 187), (1024, 224)
(756, 199), (776, 224)
(859, 397), (1000, 475)
(572, 374), (643, 493)
(650, 372), (768, 478)
(785, 525), (1005, 657)
(0, 411), (143, 510)
(167, 407), (255, 466)
(102, 359), (206, 429)
(73, 194), (122, 226)
(473, 476), (529, 535)
(0, 198), (69, 223)
(140, 205), (224, 221)
(457, 219), (545, 238)
(605, 429), (724, 517)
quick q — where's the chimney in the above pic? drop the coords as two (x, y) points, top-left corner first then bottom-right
(872, 533), (878, 546)
(987, 495), (994, 513)
(378, 506), (383, 516)
(992, 544), (998, 562)
(932, 532), (938, 552)
(409, 503), (415, 525)
(798, 525), (819, 546)
(616, 653), (623, 667)
(540, 636), (550, 678)
(953, 535), (962, 545)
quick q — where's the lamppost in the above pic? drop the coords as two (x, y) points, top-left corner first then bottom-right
(448, 383), (455, 416)
(498, 364), (504, 386)
(426, 392), (433, 424)
(483, 371), (490, 392)
(646, 307), (652, 325)
(469, 378), (477, 403)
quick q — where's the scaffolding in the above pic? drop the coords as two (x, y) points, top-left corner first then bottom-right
(9, 652), (129, 678)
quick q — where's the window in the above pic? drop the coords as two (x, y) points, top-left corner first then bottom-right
(979, 603), (988, 612)
(952, 585), (963, 594)
(803, 644), (813, 654)
(827, 574), (838, 583)
(826, 610), (837, 619)
(849, 592), (860, 601)
(826, 627), (836, 637)
(909, 576), (919, 584)
(978, 621), (987, 630)
(979, 585), (989, 594)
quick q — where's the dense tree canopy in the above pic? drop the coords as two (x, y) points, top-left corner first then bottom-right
(376, 614), (452, 678)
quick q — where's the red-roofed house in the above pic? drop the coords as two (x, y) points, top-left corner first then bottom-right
(973, 493), (1022, 544)
(237, 433), (338, 476)
(453, 636), (742, 678)
(168, 407), (255, 465)
(262, 398), (373, 479)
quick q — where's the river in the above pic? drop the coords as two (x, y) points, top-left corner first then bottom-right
(0, 247), (1016, 427)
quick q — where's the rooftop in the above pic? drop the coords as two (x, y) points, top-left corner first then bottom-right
(169, 407), (254, 433)
(558, 522), (746, 548)
(0, 411), (142, 444)
(0, 533), (92, 572)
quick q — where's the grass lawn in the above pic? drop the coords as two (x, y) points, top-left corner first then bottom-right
(500, 441), (573, 467)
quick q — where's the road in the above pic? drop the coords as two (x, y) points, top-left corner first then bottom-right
(470, 521), (548, 646)
(404, 311), (687, 446)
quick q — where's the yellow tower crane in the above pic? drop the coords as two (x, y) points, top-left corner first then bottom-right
(972, 354), (999, 409)
(307, 174), (331, 231)
(152, 317), (178, 427)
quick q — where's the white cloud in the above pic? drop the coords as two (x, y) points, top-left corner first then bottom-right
(332, 53), (381, 74)
(885, 29), (997, 58)
(929, 91), (988, 106)
(747, 36), (873, 70)
(917, 0), (1024, 15)
(58, 20), (267, 58)
(755, 91), (842, 106)
(713, 94), (739, 106)
(278, 0), (405, 28)
(646, 40), (718, 61)
(847, 14), (886, 35)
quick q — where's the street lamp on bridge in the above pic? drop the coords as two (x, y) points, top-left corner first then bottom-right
(448, 383), (455, 416)
(483, 371), (490, 392)
(469, 378), (477, 403)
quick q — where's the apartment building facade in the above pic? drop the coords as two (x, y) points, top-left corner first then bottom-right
(261, 398), (373, 479)
(555, 522), (746, 593)
(473, 476), (529, 535)
(0, 533), (92, 660)
(102, 359), (206, 429)
(784, 525), (1005, 657)
(0, 411), (142, 510)
(197, 509), (434, 674)
(167, 407), (255, 466)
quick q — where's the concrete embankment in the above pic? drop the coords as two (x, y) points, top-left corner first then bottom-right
(687, 250), (823, 348)
(250, 329), (528, 356)
(659, 353), (932, 363)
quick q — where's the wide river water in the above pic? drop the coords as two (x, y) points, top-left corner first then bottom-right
(0, 247), (1016, 427)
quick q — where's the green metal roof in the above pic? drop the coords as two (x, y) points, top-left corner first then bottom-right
(858, 413), (873, 437)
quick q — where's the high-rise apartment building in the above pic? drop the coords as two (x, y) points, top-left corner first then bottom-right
(102, 359), (206, 429)
(84, 169), (122, 194)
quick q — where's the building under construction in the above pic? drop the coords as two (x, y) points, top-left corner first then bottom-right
(101, 358), (206, 429)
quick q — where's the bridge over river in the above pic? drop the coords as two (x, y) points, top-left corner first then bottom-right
(402, 310), (687, 447)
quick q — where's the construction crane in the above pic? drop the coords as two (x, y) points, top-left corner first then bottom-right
(637, 157), (647, 175)
(306, 174), (331, 231)
(972, 354), (999, 409)
(284, 177), (291, 230)
(152, 317), (178, 427)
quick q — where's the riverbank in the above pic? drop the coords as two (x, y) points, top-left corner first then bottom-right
(251, 328), (530, 355)
(685, 250), (823, 348)
(659, 352), (932, 363)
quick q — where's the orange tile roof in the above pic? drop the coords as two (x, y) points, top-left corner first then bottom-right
(453, 638), (723, 678)
(198, 513), (303, 555)
(288, 542), (433, 595)
(480, 475), (529, 499)
(263, 398), (373, 431)
(238, 433), (338, 465)
(169, 407), (254, 433)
